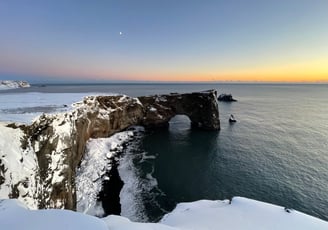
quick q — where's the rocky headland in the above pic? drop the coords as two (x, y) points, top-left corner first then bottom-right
(0, 80), (30, 90)
(0, 90), (219, 211)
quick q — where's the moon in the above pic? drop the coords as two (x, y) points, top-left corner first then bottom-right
(119, 32), (122, 35)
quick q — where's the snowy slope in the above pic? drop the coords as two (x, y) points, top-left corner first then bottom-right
(160, 197), (328, 230)
(0, 122), (39, 209)
(1, 197), (328, 230)
(0, 199), (108, 230)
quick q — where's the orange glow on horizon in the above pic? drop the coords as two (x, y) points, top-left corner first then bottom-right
(137, 58), (328, 83)
(2, 56), (327, 83)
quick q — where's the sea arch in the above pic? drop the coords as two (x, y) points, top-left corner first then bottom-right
(138, 90), (220, 130)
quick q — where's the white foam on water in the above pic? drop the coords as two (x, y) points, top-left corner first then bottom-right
(118, 127), (162, 222)
(118, 143), (148, 221)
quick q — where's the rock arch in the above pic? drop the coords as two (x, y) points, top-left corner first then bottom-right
(138, 90), (220, 130)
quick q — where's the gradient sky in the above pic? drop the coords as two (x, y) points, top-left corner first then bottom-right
(0, 0), (328, 83)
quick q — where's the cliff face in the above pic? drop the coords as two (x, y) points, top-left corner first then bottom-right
(25, 95), (144, 209)
(0, 90), (219, 210)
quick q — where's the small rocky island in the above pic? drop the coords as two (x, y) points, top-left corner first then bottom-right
(218, 93), (237, 102)
(0, 90), (219, 211)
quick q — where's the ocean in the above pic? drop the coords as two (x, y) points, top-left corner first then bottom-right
(1, 83), (328, 221)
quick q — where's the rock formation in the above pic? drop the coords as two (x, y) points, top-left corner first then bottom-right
(0, 90), (220, 211)
(218, 93), (237, 102)
(25, 95), (144, 210)
(139, 90), (220, 130)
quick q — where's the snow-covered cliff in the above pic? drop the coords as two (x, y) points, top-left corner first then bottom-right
(0, 80), (30, 90)
(0, 90), (219, 210)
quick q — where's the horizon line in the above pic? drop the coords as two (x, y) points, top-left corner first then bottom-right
(28, 80), (328, 85)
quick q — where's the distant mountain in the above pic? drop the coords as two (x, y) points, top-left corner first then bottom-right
(0, 80), (30, 90)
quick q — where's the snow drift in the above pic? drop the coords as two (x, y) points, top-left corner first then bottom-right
(1, 197), (327, 230)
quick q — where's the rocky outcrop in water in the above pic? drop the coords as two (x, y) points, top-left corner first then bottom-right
(218, 93), (237, 102)
(0, 90), (220, 211)
(139, 90), (220, 130)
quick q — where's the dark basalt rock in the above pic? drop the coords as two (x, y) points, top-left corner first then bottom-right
(139, 90), (220, 130)
(218, 93), (237, 102)
(0, 159), (5, 186)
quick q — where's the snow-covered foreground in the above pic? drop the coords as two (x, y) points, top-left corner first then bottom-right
(1, 197), (328, 230)
(0, 199), (108, 230)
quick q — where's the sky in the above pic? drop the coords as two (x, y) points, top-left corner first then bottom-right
(0, 0), (328, 83)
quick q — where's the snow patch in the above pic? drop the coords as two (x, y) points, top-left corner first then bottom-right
(103, 215), (179, 230)
(0, 199), (108, 230)
(0, 122), (39, 209)
(155, 96), (167, 103)
(149, 107), (157, 112)
(160, 197), (328, 230)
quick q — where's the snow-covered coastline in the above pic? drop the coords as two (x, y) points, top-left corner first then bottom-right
(0, 80), (30, 90)
(1, 92), (328, 229)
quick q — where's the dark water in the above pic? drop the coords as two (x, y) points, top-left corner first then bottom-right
(119, 83), (328, 221)
(2, 83), (328, 221)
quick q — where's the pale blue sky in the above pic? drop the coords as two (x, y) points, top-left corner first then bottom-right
(0, 0), (327, 82)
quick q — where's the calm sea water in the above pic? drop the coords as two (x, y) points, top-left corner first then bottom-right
(136, 84), (328, 222)
(1, 83), (328, 221)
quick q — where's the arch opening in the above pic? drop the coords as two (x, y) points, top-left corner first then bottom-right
(168, 115), (191, 132)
